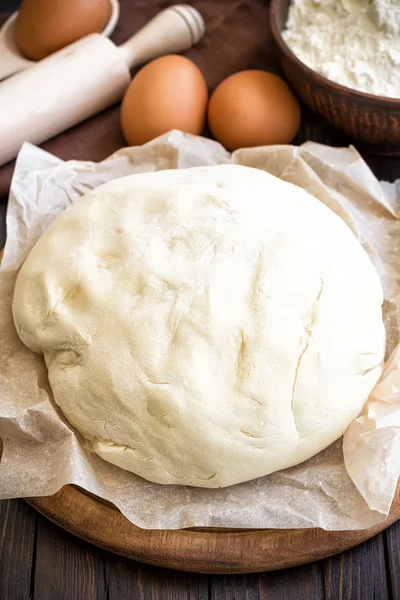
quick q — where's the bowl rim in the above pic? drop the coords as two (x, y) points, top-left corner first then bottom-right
(269, 0), (400, 107)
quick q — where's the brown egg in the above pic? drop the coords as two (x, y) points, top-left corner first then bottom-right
(14, 0), (111, 61)
(208, 71), (301, 151)
(120, 55), (208, 147)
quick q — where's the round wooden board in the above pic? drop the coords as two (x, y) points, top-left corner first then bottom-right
(26, 483), (400, 574)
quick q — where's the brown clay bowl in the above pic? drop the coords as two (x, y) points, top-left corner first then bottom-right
(270, 0), (400, 154)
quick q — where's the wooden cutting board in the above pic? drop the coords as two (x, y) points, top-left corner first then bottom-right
(26, 484), (400, 574)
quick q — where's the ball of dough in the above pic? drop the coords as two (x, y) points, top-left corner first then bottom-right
(13, 165), (385, 488)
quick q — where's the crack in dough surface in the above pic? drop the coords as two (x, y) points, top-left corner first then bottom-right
(290, 276), (325, 436)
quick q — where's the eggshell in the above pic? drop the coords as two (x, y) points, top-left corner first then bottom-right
(120, 55), (208, 147)
(208, 71), (301, 150)
(14, 0), (111, 61)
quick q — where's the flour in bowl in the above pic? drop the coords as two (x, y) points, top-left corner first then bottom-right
(283, 0), (400, 98)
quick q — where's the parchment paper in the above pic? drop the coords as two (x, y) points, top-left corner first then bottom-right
(1, 130), (399, 530)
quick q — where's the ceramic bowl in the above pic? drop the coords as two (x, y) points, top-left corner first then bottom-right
(270, 0), (400, 153)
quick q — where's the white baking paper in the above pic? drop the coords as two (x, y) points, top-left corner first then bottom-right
(0, 130), (399, 530)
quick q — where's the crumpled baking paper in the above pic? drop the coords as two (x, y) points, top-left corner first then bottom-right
(0, 130), (399, 530)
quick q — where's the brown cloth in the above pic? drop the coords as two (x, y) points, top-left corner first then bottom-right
(0, 0), (274, 203)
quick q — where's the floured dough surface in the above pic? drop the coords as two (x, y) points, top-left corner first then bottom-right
(12, 165), (386, 488)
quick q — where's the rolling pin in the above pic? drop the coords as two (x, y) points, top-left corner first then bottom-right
(0, 4), (205, 167)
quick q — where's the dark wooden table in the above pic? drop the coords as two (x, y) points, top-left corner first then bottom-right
(1, 0), (400, 598)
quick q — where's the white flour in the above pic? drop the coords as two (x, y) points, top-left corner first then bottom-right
(283, 0), (400, 98)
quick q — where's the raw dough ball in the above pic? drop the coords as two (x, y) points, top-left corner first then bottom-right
(13, 165), (385, 488)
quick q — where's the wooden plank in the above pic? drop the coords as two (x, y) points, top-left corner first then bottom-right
(258, 562), (324, 600)
(384, 521), (400, 600)
(298, 107), (348, 148)
(0, 200), (6, 250)
(107, 557), (210, 600)
(1, 1), (21, 12)
(33, 513), (109, 600)
(0, 499), (37, 600)
(209, 573), (259, 600)
(322, 531), (389, 600)
(367, 155), (400, 183)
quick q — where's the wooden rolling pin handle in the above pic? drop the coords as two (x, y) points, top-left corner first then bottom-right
(118, 4), (205, 70)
